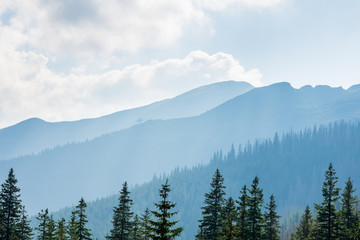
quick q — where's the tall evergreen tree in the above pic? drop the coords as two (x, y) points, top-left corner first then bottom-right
(263, 194), (280, 240)
(55, 218), (68, 240)
(237, 185), (249, 240)
(140, 208), (151, 240)
(247, 176), (263, 240)
(339, 177), (358, 239)
(148, 179), (183, 239)
(67, 211), (78, 240)
(294, 205), (313, 240)
(219, 197), (237, 240)
(0, 168), (22, 240)
(107, 181), (133, 240)
(314, 163), (340, 240)
(196, 169), (226, 240)
(16, 205), (33, 240)
(35, 209), (49, 240)
(74, 198), (91, 240)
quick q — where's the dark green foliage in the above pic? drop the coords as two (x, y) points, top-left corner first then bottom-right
(314, 163), (340, 240)
(219, 197), (237, 240)
(0, 168), (22, 240)
(339, 177), (358, 239)
(67, 211), (77, 240)
(237, 185), (249, 240)
(47, 215), (56, 240)
(196, 169), (226, 240)
(247, 176), (263, 240)
(107, 181), (133, 240)
(140, 208), (151, 240)
(17, 205), (33, 240)
(35, 209), (49, 240)
(293, 205), (313, 240)
(55, 218), (68, 240)
(131, 214), (142, 240)
(264, 194), (280, 240)
(148, 179), (183, 239)
(74, 198), (92, 240)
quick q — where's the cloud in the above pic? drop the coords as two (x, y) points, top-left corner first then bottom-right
(0, 50), (262, 128)
(0, 0), (286, 56)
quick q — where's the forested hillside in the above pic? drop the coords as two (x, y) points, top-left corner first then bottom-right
(48, 120), (360, 239)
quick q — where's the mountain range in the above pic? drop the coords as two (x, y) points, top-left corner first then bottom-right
(1, 81), (360, 216)
(0, 81), (254, 161)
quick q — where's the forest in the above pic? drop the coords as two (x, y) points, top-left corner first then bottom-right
(0, 163), (359, 239)
(1, 120), (360, 239)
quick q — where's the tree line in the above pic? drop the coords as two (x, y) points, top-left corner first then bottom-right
(0, 162), (360, 239)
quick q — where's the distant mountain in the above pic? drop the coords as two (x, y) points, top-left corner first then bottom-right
(49, 121), (360, 240)
(0, 81), (254, 160)
(1, 82), (360, 215)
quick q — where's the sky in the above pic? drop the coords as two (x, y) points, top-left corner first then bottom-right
(0, 0), (359, 128)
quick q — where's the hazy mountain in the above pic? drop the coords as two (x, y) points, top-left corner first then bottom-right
(2, 82), (360, 215)
(49, 121), (360, 239)
(0, 81), (254, 161)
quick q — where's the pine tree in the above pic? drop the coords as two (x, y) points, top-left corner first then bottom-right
(0, 168), (22, 240)
(107, 181), (133, 240)
(140, 208), (151, 240)
(131, 214), (142, 240)
(294, 205), (313, 240)
(55, 218), (68, 240)
(47, 215), (56, 240)
(219, 197), (237, 240)
(36, 209), (49, 240)
(148, 179), (183, 239)
(339, 177), (358, 239)
(196, 169), (226, 240)
(237, 185), (249, 240)
(247, 176), (263, 240)
(67, 211), (78, 240)
(16, 205), (33, 240)
(314, 163), (340, 240)
(74, 198), (92, 240)
(263, 194), (280, 240)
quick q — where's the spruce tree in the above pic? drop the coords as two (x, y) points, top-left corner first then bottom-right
(339, 177), (358, 239)
(247, 176), (263, 240)
(107, 181), (133, 240)
(220, 197), (237, 240)
(237, 185), (249, 240)
(140, 208), (151, 240)
(16, 205), (33, 240)
(314, 163), (340, 240)
(263, 194), (280, 240)
(0, 168), (22, 240)
(148, 179), (183, 239)
(35, 209), (49, 240)
(55, 218), (68, 240)
(196, 169), (226, 240)
(131, 214), (142, 240)
(74, 198), (92, 240)
(67, 211), (78, 240)
(47, 215), (56, 240)
(294, 205), (313, 240)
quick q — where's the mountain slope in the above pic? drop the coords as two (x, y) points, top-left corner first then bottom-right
(0, 81), (254, 160)
(49, 121), (360, 239)
(2, 82), (360, 215)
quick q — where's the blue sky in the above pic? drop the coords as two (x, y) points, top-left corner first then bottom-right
(0, 0), (359, 127)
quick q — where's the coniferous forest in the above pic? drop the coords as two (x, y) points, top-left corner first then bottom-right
(1, 120), (360, 239)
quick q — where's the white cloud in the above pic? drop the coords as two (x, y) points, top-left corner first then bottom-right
(0, 0), (286, 56)
(0, 50), (262, 128)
